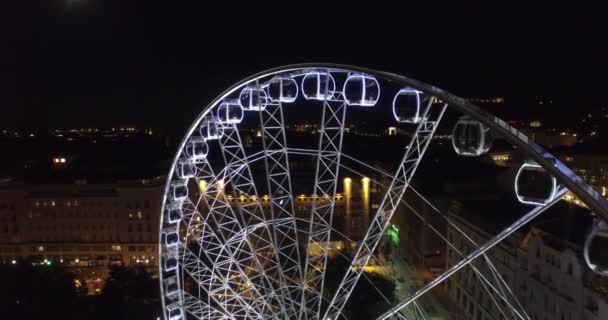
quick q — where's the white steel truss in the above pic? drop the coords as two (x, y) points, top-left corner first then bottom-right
(323, 102), (447, 320)
(301, 71), (348, 320)
(258, 79), (304, 318)
(164, 123), (282, 320)
(213, 120), (291, 319)
(185, 157), (274, 320)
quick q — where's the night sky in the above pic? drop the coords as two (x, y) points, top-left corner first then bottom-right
(3, 2), (607, 131)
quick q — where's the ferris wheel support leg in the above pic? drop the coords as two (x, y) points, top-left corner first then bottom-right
(322, 102), (447, 320)
(376, 187), (568, 320)
(259, 83), (305, 318)
(216, 122), (292, 319)
(301, 73), (349, 320)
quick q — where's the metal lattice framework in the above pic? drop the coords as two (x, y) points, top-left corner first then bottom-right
(159, 64), (608, 320)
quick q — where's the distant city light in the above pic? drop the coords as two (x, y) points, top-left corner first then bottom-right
(362, 177), (370, 196)
(198, 180), (207, 193)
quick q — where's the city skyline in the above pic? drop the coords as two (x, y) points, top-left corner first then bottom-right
(3, 3), (608, 129)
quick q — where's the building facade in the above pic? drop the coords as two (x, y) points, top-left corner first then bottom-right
(443, 206), (608, 320)
(0, 178), (164, 268)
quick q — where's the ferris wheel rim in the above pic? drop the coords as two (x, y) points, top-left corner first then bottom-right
(158, 63), (608, 320)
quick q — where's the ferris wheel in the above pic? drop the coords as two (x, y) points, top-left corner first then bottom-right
(158, 64), (608, 320)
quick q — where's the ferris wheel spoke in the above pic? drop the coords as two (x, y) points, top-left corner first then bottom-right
(348, 170), (530, 319)
(399, 181), (531, 319)
(301, 69), (348, 320)
(395, 194), (529, 320)
(376, 187), (568, 320)
(217, 120), (294, 319)
(322, 102), (447, 320)
(288, 147), (527, 319)
(259, 79), (305, 318)
(334, 167), (528, 319)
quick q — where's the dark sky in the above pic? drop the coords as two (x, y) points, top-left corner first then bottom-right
(2, 2), (607, 130)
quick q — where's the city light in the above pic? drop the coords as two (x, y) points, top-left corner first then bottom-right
(361, 177), (370, 194)
(343, 177), (352, 195)
(198, 179), (207, 192)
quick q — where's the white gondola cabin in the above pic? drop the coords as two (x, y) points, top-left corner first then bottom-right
(199, 118), (224, 140)
(343, 74), (380, 107)
(166, 303), (183, 320)
(514, 161), (557, 205)
(239, 87), (268, 111)
(184, 137), (208, 161)
(584, 219), (608, 276)
(165, 204), (182, 224)
(163, 276), (179, 296)
(451, 115), (493, 156)
(163, 227), (180, 248)
(169, 180), (188, 201)
(267, 76), (299, 103)
(301, 71), (335, 100)
(176, 159), (195, 179)
(216, 99), (244, 124)
(392, 89), (429, 123)
(163, 253), (178, 272)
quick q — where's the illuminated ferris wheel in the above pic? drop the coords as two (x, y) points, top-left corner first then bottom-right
(158, 64), (608, 320)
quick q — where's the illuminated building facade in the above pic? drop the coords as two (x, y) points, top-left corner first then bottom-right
(0, 178), (164, 268)
(444, 207), (608, 320)
(0, 175), (376, 267)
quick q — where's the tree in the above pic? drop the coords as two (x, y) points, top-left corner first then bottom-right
(0, 262), (84, 320)
(96, 265), (161, 320)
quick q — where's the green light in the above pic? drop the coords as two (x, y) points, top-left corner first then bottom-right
(385, 224), (400, 247)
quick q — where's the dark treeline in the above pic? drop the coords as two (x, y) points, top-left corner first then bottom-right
(0, 263), (161, 320)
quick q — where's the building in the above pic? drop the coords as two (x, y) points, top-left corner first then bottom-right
(443, 203), (608, 320)
(0, 178), (164, 269)
(0, 174), (377, 267)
